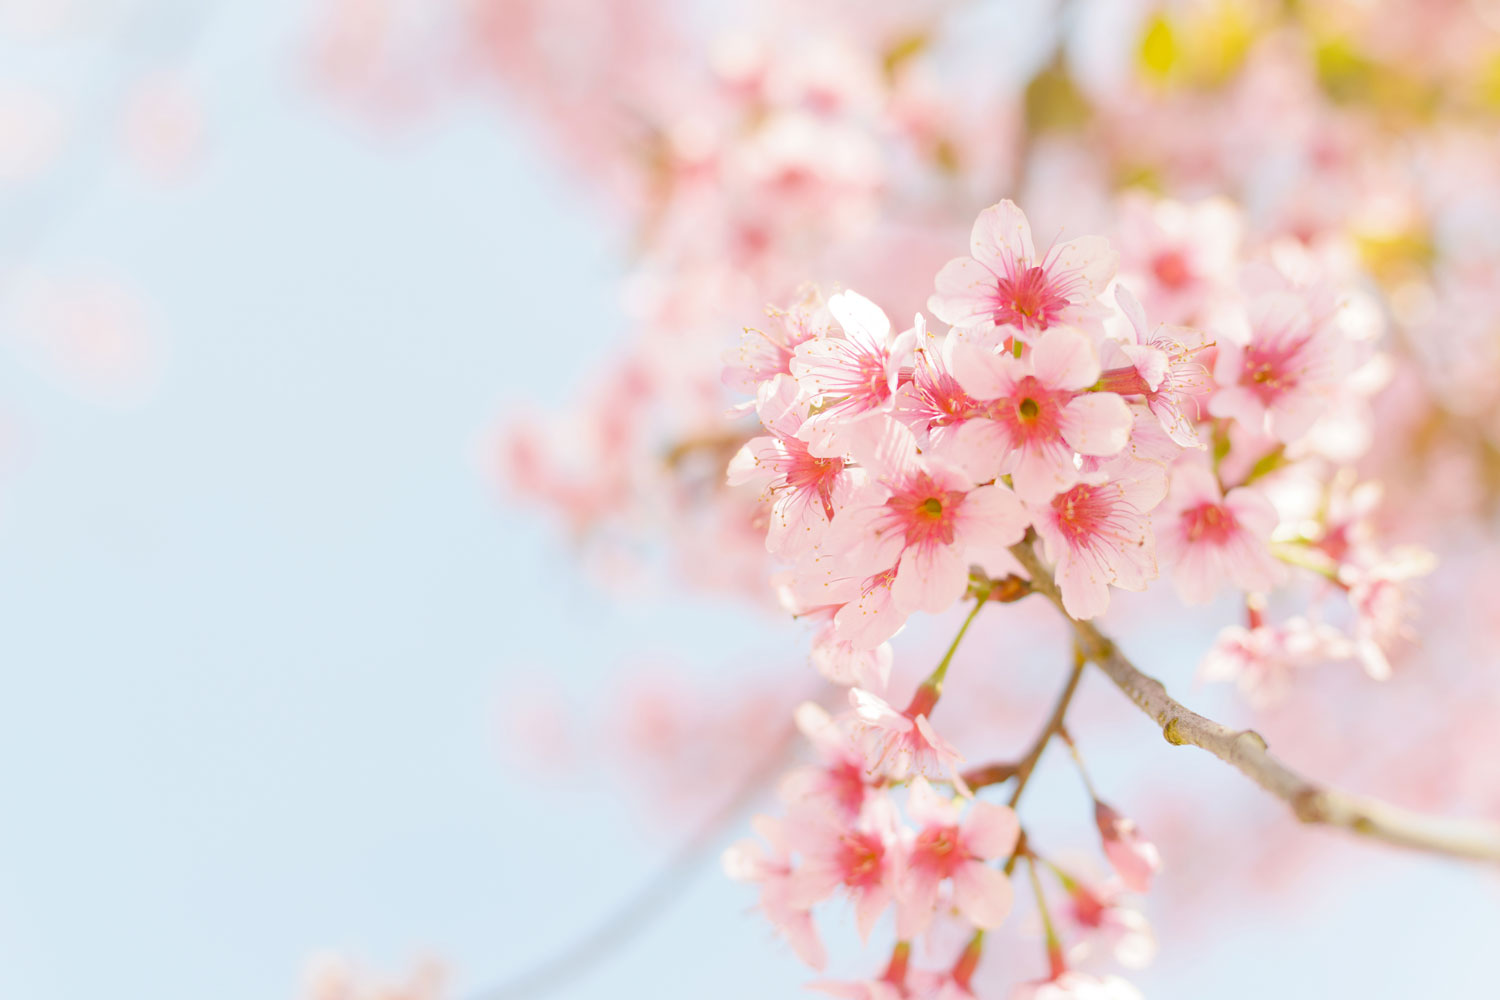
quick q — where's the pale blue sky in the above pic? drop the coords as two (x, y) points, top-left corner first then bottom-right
(0, 4), (1494, 999)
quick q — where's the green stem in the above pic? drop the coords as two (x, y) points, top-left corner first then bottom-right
(925, 584), (992, 695)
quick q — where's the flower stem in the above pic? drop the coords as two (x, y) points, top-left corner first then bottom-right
(1027, 853), (1066, 979)
(925, 583), (992, 696)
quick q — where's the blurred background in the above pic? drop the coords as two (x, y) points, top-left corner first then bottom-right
(1, 1), (1498, 998)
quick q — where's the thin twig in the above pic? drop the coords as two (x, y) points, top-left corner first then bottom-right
(1008, 539), (1500, 866)
(1000, 649), (1088, 875)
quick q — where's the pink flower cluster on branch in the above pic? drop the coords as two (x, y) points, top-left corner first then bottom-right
(722, 199), (1450, 995)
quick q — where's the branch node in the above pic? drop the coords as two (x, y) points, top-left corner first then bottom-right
(1291, 787), (1328, 824)
(1236, 729), (1269, 752)
(1162, 717), (1188, 746)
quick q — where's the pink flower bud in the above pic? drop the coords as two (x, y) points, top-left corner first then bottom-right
(1094, 800), (1161, 893)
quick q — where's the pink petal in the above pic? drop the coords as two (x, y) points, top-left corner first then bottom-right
(1031, 328), (1102, 391)
(1060, 393), (1133, 456)
(891, 542), (968, 614)
(951, 860), (1015, 929)
(929, 256), (1003, 328)
(970, 199), (1035, 272)
(963, 801), (1021, 859)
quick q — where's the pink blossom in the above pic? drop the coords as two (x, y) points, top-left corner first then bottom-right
(1343, 547), (1436, 680)
(929, 200), (1117, 340)
(1093, 800), (1160, 894)
(892, 327), (986, 446)
(302, 955), (444, 1000)
(810, 617), (895, 690)
(786, 796), (900, 940)
(781, 703), (875, 823)
(1099, 285), (1213, 448)
(897, 777), (1019, 939)
(849, 687), (967, 790)
(1209, 290), (1346, 443)
(1155, 463), (1281, 602)
(723, 287), (832, 394)
(792, 291), (916, 455)
(1114, 193), (1240, 326)
(1200, 617), (1353, 707)
(792, 559), (909, 652)
(1059, 874), (1156, 970)
(829, 418), (1029, 615)
(1028, 466), (1166, 620)
(729, 374), (861, 559)
(947, 330), (1133, 503)
(722, 814), (827, 969)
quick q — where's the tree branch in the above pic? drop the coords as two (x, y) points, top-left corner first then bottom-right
(1007, 538), (1500, 866)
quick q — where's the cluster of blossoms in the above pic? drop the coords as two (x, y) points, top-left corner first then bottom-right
(304, 0), (1500, 991)
(722, 199), (1428, 995)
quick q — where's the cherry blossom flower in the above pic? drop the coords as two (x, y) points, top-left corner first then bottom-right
(792, 291), (917, 455)
(1057, 873), (1156, 970)
(723, 814), (827, 969)
(1209, 289), (1347, 444)
(302, 955), (444, 1000)
(792, 559), (909, 652)
(1343, 547), (1436, 680)
(1114, 193), (1240, 326)
(728, 374), (861, 559)
(1200, 617), (1353, 707)
(1027, 465), (1167, 620)
(1093, 801), (1160, 894)
(898, 777), (1019, 939)
(780, 702), (876, 822)
(929, 200), (1117, 340)
(1099, 285), (1212, 448)
(827, 418), (1029, 615)
(849, 687), (967, 789)
(724, 287), (833, 394)
(786, 796), (901, 940)
(810, 979), (905, 1000)
(946, 329), (1133, 503)
(892, 326), (986, 446)
(1154, 463), (1281, 601)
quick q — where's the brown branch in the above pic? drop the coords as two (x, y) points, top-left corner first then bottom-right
(1007, 538), (1500, 866)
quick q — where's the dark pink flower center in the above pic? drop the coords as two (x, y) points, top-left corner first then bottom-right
(913, 823), (968, 878)
(780, 439), (844, 520)
(827, 759), (868, 819)
(1183, 501), (1237, 544)
(987, 375), (1069, 445)
(1238, 338), (1309, 405)
(836, 831), (886, 888)
(885, 472), (965, 547)
(1054, 483), (1122, 547)
(994, 265), (1071, 329)
(1152, 250), (1193, 290)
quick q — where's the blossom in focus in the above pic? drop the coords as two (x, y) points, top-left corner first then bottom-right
(946, 329), (1133, 503)
(848, 686), (967, 790)
(929, 200), (1117, 341)
(1101, 285), (1212, 449)
(897, 777), (1020, 939)
(792, 291), (916, 456)
(1027, 466), (1167, 620)
(728, 374), (861, 559)
(826, 418), (1029, 615)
